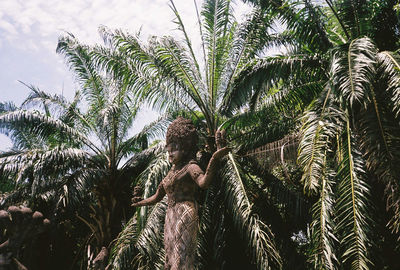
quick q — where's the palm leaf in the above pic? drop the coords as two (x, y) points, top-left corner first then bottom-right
(108, 197), (167, 270)
(335, 0), (371, 38)
(218, 7), (279, 115)
(0, 110), (100, 154)
(335, 117), (372, 270)
(223, 54), (324, 115)
(134, 197), (167, 270)
(298, 90), (344, 194)
(135, 150), (170, 231)
(378, 51), (400, 118)
(309, 166), (338, 270)
(169, 0), (203, 81)
(332, 37), (376, 107)
(57, 34), (105, 114)
(201, 0), (233, 111)
(221, 153), (282, 269)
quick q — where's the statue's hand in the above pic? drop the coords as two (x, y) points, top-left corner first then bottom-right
(212, 146), (231, 160)
(131, 196), (143, 207)
(215, 129), (227, 150)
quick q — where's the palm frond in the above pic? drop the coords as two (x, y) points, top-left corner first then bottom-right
(221, 153), (282, 269)
(134, 197), (168, 269)
(117, 115), (170, 160)
(20, 86), (92, 134)
(57, 35), (105, 113)
(357, 52), (400, 233)
(202, 0), (234, 105)
(0, 146), (89, 192)
(225, 103), (295, 153)
(135, 151), (170, 230)
(0, 110), (99, 154)
(298, 93), (344, 194)
(218, 7), (277, 114)
(335, 120), (372, 270)
(20, 82), (68, 113)
(153, 37), (208, 112)
(169, 0), (202, 81)
(324, 0), (350, 42)
(336, 0), (371, 38)
(245, 0), (332, 51)
(108, 197), (167, 270)
(95, 28), (206, 118)
(332, 37), (377, 107)
(309, 168), (338, 270)
(283, 0), (332, 51)
(196, 181), (219, 269)
(120, 142), (166, 179)
(222, 54), (324, 115)
(0, 102), (45, 149)
(108, 212), (139, 270)
(377, 51), (400, 118)
(259, 79), (324, 113)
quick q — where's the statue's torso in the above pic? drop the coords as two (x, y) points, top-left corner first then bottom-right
(162, 163), (198, 206)
(162, 162), (199, 270)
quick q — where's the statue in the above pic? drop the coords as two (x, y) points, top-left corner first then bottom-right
(131, 117), (229, 270)
(0, 206), (50, 270)
(92, 246), (109, 270)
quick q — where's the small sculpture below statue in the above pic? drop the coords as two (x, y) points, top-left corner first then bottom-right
(92, 246), (109, 270)
(0, 206), (50, 270)
(132, 117), (229, 270)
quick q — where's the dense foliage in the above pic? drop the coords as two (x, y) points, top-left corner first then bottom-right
(1, 0), (400, 269)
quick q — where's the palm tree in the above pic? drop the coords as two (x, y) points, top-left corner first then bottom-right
(90, 0), (284, 269)
(230, 0), (400, 269)
(0, 35), (166, 268)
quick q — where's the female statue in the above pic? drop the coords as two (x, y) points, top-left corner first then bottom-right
(131, 117), (229, 270)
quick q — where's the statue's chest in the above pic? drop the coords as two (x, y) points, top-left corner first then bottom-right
(163, 167), (196, 198)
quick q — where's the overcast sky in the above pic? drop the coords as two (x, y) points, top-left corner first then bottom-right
(0, 0), (252, 151)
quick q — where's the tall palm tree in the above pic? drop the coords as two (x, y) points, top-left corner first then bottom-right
(90, 0), (284, 269)
(230, 0), (400, 269)
(0, 35), (166, 267)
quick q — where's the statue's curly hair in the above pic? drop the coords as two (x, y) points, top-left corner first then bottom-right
(166, 117), (198, 158)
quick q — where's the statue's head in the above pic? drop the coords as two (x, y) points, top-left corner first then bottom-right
(166, 117), (198, 164)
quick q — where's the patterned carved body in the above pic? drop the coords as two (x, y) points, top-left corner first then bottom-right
(161, 161), (201, 270)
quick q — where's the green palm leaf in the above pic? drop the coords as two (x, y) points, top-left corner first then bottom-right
(332, 37), (377, 106)
(309, 167), (338, 270)
(377, 51), (400, 117)
(136, 150), (170, 230)
(335, 119), (372, 270)
(109, 197), (167, 270)
(224, 54), (324, 115)
(0, 110), (96, 152)
(298, 90), (344, 194)
(221, 153), (282, 269)
(134, 198), (167, 270)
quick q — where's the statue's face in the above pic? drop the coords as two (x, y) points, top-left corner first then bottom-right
(167, 143), (185, 165)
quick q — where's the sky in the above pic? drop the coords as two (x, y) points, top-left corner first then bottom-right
(0, 0), (252, 151)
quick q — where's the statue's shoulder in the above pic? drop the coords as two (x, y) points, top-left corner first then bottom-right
(187, 160), (204, 177)
(186, 160), (202, 171)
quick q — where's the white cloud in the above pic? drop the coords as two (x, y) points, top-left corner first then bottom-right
(0, 0), (251, 51)
(0, 134), (12, 151)
(0, 19), (18, 36)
